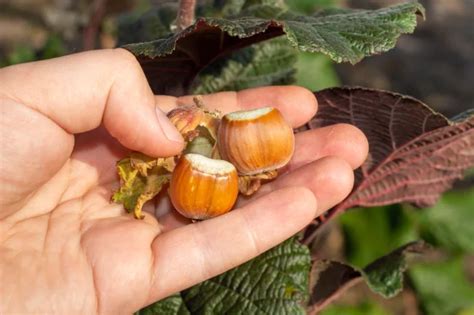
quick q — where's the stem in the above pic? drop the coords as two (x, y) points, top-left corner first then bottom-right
(176, 0), (196, 31)
(83, 0), (108, 50)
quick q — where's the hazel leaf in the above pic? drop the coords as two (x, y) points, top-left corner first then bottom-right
(300, 87), (474, 228)
(193, 38), (297, 94)
(361, 241), (428, 298)
(134, 293), (190, 315)
(138, 237), (311, 314)
(122, 1), (424, 95)
(308, 241), (428, 313)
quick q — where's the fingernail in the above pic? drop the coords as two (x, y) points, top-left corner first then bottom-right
(155, 106), (183, 143)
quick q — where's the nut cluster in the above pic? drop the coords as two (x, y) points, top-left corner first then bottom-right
(114, 98), (295, 220)
(168, 103), (294, 220)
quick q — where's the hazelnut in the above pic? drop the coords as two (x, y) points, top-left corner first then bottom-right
(169, 153), (239, 220)
(217, 107), (294, 175)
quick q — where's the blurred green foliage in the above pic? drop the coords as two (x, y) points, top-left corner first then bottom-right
(295, 53), (339, 91)
(340, 189), (474, 265)
(321, 301), (391, 315)
(410, 257), (474, 315)
(0, 34), (65, 67)
(1, 45), (36, 67)
(340, 205), (418, 268)
(287, 0), (342, 13)
(338, 188), (474, 314)
(417, 189), (474, 254)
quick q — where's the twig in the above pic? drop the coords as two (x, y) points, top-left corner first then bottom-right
(176, 0), (196, 32)
(83, 0), (108, 50)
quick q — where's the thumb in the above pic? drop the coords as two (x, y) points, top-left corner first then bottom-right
(0, 48), (184, 157)
(0, 49), (183, 214)
(100, 49), (184, 156)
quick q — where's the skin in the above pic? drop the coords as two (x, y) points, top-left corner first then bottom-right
(0, 49), (368, 314)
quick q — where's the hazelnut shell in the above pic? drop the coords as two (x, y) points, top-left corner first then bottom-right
(217, 107), (294, 175)
(169, 154), (239, 220)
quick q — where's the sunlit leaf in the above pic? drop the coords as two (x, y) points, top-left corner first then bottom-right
(140, 238), (310, 314)
(122, 2), (424, 95)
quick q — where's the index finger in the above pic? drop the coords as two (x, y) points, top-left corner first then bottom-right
(156, 86), (318, 128)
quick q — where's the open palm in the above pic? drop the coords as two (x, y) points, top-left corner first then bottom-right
(0, 49), (368, 314)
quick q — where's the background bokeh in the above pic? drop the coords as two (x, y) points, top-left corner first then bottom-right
(1, 1), (473, 314)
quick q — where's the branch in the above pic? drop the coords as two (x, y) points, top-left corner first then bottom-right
(83, 0), (108, 50)
(176, 0), (196, 31)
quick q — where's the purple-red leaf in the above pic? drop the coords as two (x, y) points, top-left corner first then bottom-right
(307, 260), (361, 314)
(307, 241), (428, 314)
(303, 87), (474, 227)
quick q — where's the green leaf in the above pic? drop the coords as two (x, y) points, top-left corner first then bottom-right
(193, 38), (297, 94)
(125, 1), (424, 61)
(140, 238), (311, 314)
(117, 3), (178, 46)
(417, 188), (474, 253)
(282, 1), (423, 63)
(361, 241), (427, 298)
(287, 0), (344, 14)
(409, 257), (474, 315)
(135, 294), (190, 315)
(308, 242), (427, 312)
(122, 1), (424, 95)
(320, 301), (391, 315)
(197, 0), (286, 19)
(118, 0), (280, 46)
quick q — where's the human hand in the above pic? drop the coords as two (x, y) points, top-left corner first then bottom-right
(0, 49), (368, 314)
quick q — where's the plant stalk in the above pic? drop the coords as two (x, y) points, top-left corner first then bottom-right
(83, 0), (108, 50)
(176, 0), (196, 31)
